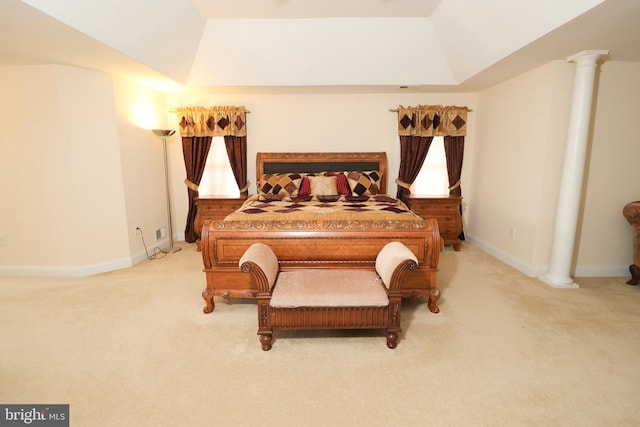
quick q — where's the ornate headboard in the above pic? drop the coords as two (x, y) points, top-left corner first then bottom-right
(255, 152), (388, 194)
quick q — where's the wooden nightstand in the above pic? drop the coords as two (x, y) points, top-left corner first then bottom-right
(195, 195), (249, 246)
(401, 195), (463, 251)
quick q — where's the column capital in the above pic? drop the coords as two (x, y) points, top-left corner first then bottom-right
(567, 50), (609, 64)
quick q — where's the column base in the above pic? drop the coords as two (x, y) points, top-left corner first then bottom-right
(539, 273), (579, 289)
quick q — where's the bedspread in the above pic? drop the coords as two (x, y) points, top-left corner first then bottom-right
(223, 194), (422, 222)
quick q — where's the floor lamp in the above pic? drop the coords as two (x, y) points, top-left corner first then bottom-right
(152, 129), (181, 253)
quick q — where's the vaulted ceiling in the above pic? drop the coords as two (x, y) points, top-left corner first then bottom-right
(1, 0), (638, 92)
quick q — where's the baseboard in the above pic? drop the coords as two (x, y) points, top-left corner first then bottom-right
(574, 264), (630, 277)
(0, 237), (188, 278)
(0, 257), (134, 278)
(464, 235), (545, 277)
(465, 234), (629, 278)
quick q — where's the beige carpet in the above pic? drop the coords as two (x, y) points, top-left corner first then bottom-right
(1, 243), (639, 426)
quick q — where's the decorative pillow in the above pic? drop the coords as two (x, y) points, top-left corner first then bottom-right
(346, 171), (381, 196)
(298, 176), (312, 196)
(325, 172), (351, 196)
(258, 173), (303, 197)
(309, 175), (338, 196)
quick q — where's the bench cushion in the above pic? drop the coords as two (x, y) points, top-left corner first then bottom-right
(270, 270), (389, 308)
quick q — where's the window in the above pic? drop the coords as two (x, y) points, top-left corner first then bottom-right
(198, 137), (240, 196)
(410, 137), (449, 197)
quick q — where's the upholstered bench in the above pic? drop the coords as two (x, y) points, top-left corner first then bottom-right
(239, 241), (418, 350)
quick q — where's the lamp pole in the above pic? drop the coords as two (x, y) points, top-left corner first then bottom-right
(153, 129), (181, 253)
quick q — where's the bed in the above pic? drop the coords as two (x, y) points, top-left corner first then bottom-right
(200, 152), (442, 314)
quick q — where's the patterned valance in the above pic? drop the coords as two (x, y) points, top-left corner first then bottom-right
(175, 106), (247, 137)
(397, 105), (468, 137)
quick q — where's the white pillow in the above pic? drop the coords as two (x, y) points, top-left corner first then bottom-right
(309, 176), (338, 196)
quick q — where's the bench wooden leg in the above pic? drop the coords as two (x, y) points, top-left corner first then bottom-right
(259, 334), (273, 351)
(257, 301), (274, 350)
(386, 332), (398, 349)
(428, 288), (441, 313)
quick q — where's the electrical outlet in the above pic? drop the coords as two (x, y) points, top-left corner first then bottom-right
(156, 227), (166, 241)
(509, 226), (515, 238)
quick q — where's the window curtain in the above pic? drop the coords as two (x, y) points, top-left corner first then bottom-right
(396, 105), (468, 235)
(396, 135), (434, 199)
(443, 135), (464, 198)
(175, 106), (248, 243)
(444, 135), (466, 240)
(224, 135), (249, 196)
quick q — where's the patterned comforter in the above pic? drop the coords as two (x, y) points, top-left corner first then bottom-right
(223, 194), (422, 222)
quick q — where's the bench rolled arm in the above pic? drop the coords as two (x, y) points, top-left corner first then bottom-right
(376, 242), (418, 290)
(239, 243), (279, 292)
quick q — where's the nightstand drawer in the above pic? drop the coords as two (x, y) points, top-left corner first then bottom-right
(411, 201), (458, 213)
(195, 195), (249, 240)
(401, 195), (463, 251)
(199, 203), (243, 214)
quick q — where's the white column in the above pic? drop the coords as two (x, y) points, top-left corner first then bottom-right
(540, 50), (608, 289)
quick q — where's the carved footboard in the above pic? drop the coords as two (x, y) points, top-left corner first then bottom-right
(200, 218), (441, 314)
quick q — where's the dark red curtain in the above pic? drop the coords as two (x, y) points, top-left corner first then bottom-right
(182, 136), (212, 243)
(224, 135), (249, 195)
(443, 136), (464, 197)
(396, 135), (433, 199)
(444, 135), (465, 239)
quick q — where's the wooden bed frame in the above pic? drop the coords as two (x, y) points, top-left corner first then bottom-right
(200, 152), (442, 314)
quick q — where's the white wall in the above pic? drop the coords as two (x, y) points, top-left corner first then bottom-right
(0, 65), (72, 268)
(576, 61), (640, 275)
(0, 65), (169, 276)
(111, 75), (172, 262)
(468, 60), (640, 277)
(53, 66), (131, 270)
(468, 61), (572, 274)
(189, 18), (455, 86)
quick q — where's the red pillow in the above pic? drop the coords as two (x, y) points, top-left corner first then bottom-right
(299, 176), (311, 196)
(326, 172), (351, 196)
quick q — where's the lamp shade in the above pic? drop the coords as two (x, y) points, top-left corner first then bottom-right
(152, 129), (175, 137)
